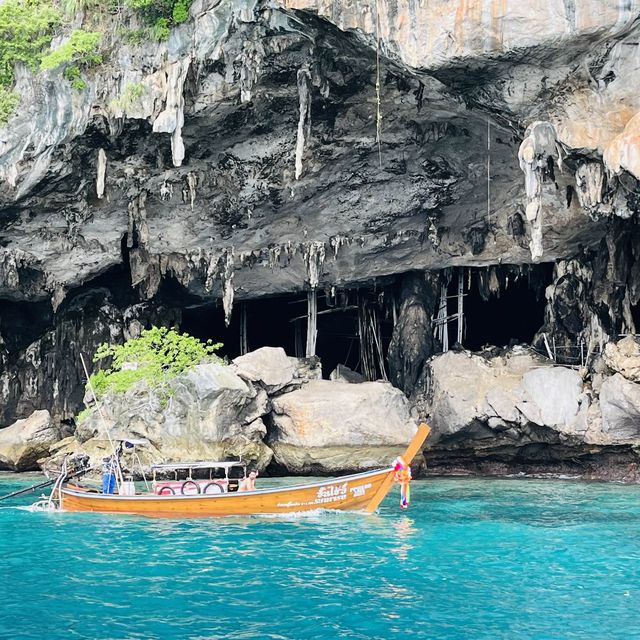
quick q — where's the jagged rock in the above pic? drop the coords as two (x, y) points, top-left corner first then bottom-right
(269, 380), (417, 473)
(233, 347), (295, 393)
(289, 356), (323, 382)
(74, 363), (273, 471)
(388, 272), (438, 396)
(330, 364), (365, 383)
(603, 336), (640, 383)
(599, 374), (640, 440)
(427, 349), (585, 445)
(0, 410), (60, 471)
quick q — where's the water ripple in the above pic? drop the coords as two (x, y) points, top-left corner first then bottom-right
(2, 476), (640, 639)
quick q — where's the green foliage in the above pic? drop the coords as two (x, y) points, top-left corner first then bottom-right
(76, 406), (94, 423)
(0, 0), (62, 87)
(60, 0), (98, 17)
(0, 86), (19, 125)
(40, 29), (101, 70)
(118, 27), (148, 45)
(172, 0), (189, 24)
(152, 17), (169, 41)
(89, 326), (224, 399)
(63, 64), (86, 90)
(124, 0), (193, 41)
(110, 81), (145, 109)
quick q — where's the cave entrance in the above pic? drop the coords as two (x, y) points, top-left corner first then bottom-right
(179, 290), (383, 378)
(440, 265), (552, 351)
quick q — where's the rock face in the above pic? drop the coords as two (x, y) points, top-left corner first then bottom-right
(42, 353), (418, 475)
(233, 347), (295, 393)
(74, 363), (273, 471)
(269, 380), (417, 473)
(422, 345), (640, 478)
(2, 2), (640, 478)
(0, 410), (60, 471)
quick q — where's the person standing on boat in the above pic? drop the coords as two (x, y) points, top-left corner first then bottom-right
(239, 470), (258, 492)
(102, 443), (122, 494)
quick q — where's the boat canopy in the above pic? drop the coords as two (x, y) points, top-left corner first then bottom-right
(151, 461), (245, 472)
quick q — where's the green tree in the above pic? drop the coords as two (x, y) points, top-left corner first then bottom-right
(89, 326), (224, 398)
(0, 0), (62, 87)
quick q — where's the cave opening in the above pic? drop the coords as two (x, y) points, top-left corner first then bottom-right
(176, 285), (390, 379)
(179, 293), (366, 378)
(458, 265), (553, 351)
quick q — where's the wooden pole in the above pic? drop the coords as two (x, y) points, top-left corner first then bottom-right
(306, 288), (317, 357)
(457, 267), (464, 345)
(294, 320), (303, 358)
(438, 284), (449, 352)
(239, 302), (248, 355)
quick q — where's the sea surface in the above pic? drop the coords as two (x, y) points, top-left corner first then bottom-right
(1, 474), (639, 640)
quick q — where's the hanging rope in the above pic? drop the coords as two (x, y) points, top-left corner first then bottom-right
(375, 0), (382, 167)
(487, 118), (492, 230)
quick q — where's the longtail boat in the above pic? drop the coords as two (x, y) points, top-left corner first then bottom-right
(53, 423), (430, 518)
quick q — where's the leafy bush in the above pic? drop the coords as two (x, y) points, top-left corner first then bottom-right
(0, 0), (62, 87)
(124, 0), (193, 41)
(172, 0), (189, 24)
(40, 29), (102, 70)
(152, 17), (169, 41)
(0, 86), (19, 125)
(110, 81), (145, 109)
(89, 326), (224, 398)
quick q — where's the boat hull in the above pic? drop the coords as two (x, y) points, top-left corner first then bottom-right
(60, 468), (394, 517)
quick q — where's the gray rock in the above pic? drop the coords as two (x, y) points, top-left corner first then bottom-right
(521, 368), (582, 430)
(330, 364), (365, 383)
(603, 336), (640, 383)
(428, 349), (583, 443)
(233, 347), (295, 393)
(75, 362), (273, 471)
(0, 410), (59, 471)
(289, 356), (323, 382)
(269, 379), (417, 473)
(600, 373), (640, 439)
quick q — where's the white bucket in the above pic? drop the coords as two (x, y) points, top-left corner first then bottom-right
(120, 481), (136, 496)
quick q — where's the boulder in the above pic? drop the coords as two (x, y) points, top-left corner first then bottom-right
(289, 356), (323, 382)
(269, 379), (417, 473)
(330, 364), (365, 383)
(599, 373), (640, 439)
(0, 410), (60, 471)
(428, 348), (585, 445)
(603, 336), (640, 383)
(232, 347), (295, 393)
(75, 362), (273, 471)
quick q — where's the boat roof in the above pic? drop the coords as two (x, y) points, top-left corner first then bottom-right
(151, 461), (246, 471)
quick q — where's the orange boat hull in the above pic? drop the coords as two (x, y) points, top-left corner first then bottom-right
(60, 468), (393, 517)
(59, 423), (431, 518)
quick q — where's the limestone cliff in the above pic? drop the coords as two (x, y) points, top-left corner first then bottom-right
(2, 1), (640, 476)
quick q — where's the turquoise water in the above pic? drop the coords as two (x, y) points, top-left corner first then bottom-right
(1, 475), (640, 639)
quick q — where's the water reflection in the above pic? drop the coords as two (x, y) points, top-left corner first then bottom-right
(390, 515), (417, 562)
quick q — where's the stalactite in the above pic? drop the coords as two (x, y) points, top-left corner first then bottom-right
(187, 172), (197, 211)
(202, 248), (235, 326)
(575, 162), (605, 216)
(518, 121), (561, 260)
(295, 67), (312, 180)
(329, 234), (351, 259)
(221, 248), (235, 327)
(160, 179), (173, 201)
(152, 57), (191, 167)
(239, 41), (264, 103)
(303, 241), (326, 288)
(96, 149), (107, 200)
